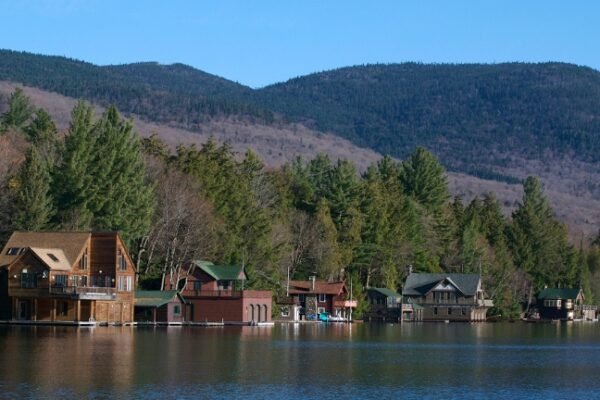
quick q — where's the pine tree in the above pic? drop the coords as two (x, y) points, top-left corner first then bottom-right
(1, 88), (35, 132)
(14, 146), (54, 230)
(89, 106), (154, 242)
(399, 147), (449, 213)
(54, 101), (96, 229)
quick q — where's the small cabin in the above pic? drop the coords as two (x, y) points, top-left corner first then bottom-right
(536, 288), (595, 320)
(134, 290), (188, 324)
(364, 288), (402, 321)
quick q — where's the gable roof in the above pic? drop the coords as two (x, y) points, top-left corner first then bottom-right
(192, 260), (246, 281)
(368, 287), (401, 298)
(403, 273), (481, 297)
(538, 288), (582, 300)
(288, 280), (346, 296)
(28, 248), (71, 271)
(135, 290), (185, 308)
(0, 232), (90, 268)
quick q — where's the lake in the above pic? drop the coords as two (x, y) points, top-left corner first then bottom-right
(1, 322), (600, 399)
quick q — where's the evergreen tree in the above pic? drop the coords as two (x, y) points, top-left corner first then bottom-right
(399, 147), (449, 213)
(88, 106), (154, 242)
(509, 177), (577, 290)
(54, 101), (96, 229)
(14, 146), (54, 230)
(1, 88), (34, 132)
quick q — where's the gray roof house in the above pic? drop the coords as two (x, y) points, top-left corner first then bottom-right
(402, 273), (493, 322)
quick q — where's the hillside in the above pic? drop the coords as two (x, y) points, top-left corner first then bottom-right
(2, 82), (600, 239)
(2, 50), (600, 237)
(257, 63), (600, 183)
(0, 49), (272, 127)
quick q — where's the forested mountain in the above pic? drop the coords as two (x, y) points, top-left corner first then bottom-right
(0, 50), (273, 126)
(257, 63), (600, 181)
(2, 50), (600, 185)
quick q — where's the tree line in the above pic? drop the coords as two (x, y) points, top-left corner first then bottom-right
(2, 89), (600, 318)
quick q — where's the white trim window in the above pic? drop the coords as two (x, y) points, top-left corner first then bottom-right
(117, 276), (133, 292)
(318, 293), (327, 303)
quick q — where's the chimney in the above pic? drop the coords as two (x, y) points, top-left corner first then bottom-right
(310, 275), (316, 292)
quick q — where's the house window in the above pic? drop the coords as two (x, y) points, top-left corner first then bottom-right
(55, 275), (68, 286)
(79, 250), (88, 270)
(173, 305), (181, 316)
(318, 293), (327, 303)
(434, 307), (438, 315)
(218, 280), (230, 290)
(118, 249), (127, 271)
(193, 281), (202, 291)
(80, 276), (87, 287)
(72, 275), (79, 286)
(461, 307), (467, 315)
(448, 308), (452, 315)
(281, 306), (289, 317)
(117, 276), (133, 292)
(6, 247), (23, 255)
(299, 294), (306, 302)
(21, 272), (37, 289)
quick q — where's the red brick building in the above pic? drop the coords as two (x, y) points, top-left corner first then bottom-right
(165, 260), (272, 323)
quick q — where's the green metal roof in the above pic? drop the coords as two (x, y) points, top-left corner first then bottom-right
(135, 290), (183, 308)
(537, 288), (582, 300)
(369, 287), (401, 298)
(403, 273), (481, 296)
(192, 260), (246, 281)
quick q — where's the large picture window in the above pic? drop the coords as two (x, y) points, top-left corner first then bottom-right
(21, 272), (37, 288)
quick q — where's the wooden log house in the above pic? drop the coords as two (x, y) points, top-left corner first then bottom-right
(0, 231), (136, 324)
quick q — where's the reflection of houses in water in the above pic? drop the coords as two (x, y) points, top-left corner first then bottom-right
(165, 260), (272, 323)
(0, 231), (136, 325)
(402, 273), (493, 322)
(277, 277), (357, 321)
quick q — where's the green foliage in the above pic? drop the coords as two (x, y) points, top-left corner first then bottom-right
(14, 146), (54, 230)
(399, 147), (449, 213)
(509, 177), (579, 290)
(1, 87), (34, 132)
(53, 102), (154, 243)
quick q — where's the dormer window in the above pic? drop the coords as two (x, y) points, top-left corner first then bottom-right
(6, 247), (23, 255)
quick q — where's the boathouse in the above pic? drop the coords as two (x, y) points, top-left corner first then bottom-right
(536, 288), (596, 320)
(402, 273), (493, 322)
(364, 287), (402, 321)
(0, 231), (136, 324)
(278, 277), (357, 321)
(165, 260), (272, 323)
(134, 290), (188, 324)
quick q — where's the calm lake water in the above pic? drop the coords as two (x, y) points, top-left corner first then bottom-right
(1, 322), (600, 399)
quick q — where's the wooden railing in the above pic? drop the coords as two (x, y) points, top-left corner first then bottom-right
(180, 289), (272, 299)
(49, 286), (116, 299)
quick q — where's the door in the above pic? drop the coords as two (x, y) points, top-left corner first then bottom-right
(18, 300), (31, 320)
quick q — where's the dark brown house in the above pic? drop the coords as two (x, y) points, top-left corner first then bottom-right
(278, 277), (357, 321)
(165, 260), (272, 324)
(536, 288), (596, 320)
(0, 231), (136, 324)
(134, 290), (188, 324)
(364, 288), (402, 321)
(402, 273), (492, 322)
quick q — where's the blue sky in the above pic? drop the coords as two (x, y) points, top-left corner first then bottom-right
(0, 0), (598, 88)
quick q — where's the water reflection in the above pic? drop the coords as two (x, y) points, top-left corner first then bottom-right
(1, 323), (600, 399)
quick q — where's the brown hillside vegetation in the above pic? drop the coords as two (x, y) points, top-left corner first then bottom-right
(1, 81), (598, 240)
